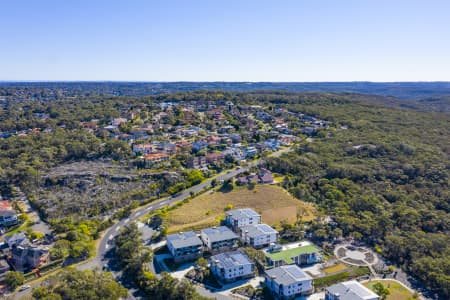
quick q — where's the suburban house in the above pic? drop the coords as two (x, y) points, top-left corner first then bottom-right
(112, 117), (127, 126)
(166, 231), (204, 263)
(237, 169), (273, 185)
(192, 141), (209, 152)
(11, 245), (50, 272)
(265, 265), (314, 299)
(225, 208), (261, 231)
(200, 226), (239, 254)
(0, 200), (13, 211)
(205, 152), (225, 164)
(143, 152), (170, 167)
(325, 280), (379, 300)
(210, 250), (254, 283)
(187, 156), (208, 169)
(206, 136), (221, 145)
(133, 143), (156, 155)
(237, 174), (259, 185)
(264, 139), (280, 150)
(157, 142), (177, 155)
(240, 224), (278, 248)
(265, 244), (322, 267)
(301, 126), (317, 136)
(5, 233), (29, 248)
(175, 140), (192, 152)
(259, 169), (274, 184)
(244, 146), (258, 158)
(0, 210), (18, 227)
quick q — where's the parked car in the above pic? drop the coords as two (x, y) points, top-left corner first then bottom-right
(18, 285), (31, 292)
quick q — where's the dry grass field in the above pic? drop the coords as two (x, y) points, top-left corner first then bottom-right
(166, 185), (316, 233)
(323, 263), (349, 275)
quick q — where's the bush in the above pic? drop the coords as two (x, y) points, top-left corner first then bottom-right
(5, 271), (25, 290)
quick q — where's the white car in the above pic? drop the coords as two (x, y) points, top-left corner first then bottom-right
(18, 285), (31, 292)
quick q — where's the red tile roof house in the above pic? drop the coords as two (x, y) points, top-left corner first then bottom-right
(175, 140), (192, 152)
(143, 152), (170, 167)
(206, 152), (225, 164)
(0, 201), (13, 211)
(206, 136), (222, 145)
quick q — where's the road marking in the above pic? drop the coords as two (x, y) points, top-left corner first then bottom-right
(136, 211), (141, 216)
(116, 226), (121, 231)
(105, 244), (109, 250)
(124, 218), (129, 223)
(109, 234), (113, 240)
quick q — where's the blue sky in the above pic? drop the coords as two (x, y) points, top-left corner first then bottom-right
(1, 0), (449, 81)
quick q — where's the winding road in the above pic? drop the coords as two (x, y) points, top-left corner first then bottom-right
(79, 147), (291, 273)
(11, 147), (292, 299)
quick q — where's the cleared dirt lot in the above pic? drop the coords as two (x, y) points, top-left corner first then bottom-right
(166, 185), (316, 233)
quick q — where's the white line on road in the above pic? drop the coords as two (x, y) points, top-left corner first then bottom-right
(105, 244), (109, 250)
(108, 234), (113, 240)
(124, 218), (129, 223)
(135, 211), (141, 216)
(115, 226), (121, 231)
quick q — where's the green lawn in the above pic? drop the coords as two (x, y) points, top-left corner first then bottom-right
(364, 280), (415, 300)
(265, 244), (320, 264)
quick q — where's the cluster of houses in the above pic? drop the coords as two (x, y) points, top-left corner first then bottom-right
(0, 100), (331, 181)
(166, 208), (324, 299)
(78, 102), (326, 170)
(0, 232), (49, 276)
(0, 199), (50, 277)
(165, 207), (379, 299)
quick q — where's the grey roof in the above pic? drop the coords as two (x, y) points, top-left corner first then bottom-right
(211, 250), (253, 269)
(0, 210), (16, 217)
(326, 281), (379, 300)
(201, 226), (238, 242)
(241, 224), (278, 238)
(5, 232), (29, 247)
(265, 265), (311, 286)
(166, 231), (203, 249)
(226, 208), (260, 220)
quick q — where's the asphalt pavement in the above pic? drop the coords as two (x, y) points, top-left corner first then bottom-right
(11, 147), (293, 300)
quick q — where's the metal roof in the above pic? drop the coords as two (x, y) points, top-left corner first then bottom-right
(266, 265), (312, 286)
(326, 281), (379, 300)
(226, 208), (260, 220)
(166, 231), (203, 249)
(201, 226), (238, 243)
(211, 250), (253, 269)
(241, 223), (278, 238)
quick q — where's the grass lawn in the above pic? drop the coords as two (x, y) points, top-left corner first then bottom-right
(166, 185), (315, 233)
(323, 263), (349, 275)
(265, 244), (321, 264)
(364, 280), (415, 300)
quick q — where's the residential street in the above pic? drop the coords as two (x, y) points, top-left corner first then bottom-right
(12, 147), (293, 300)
